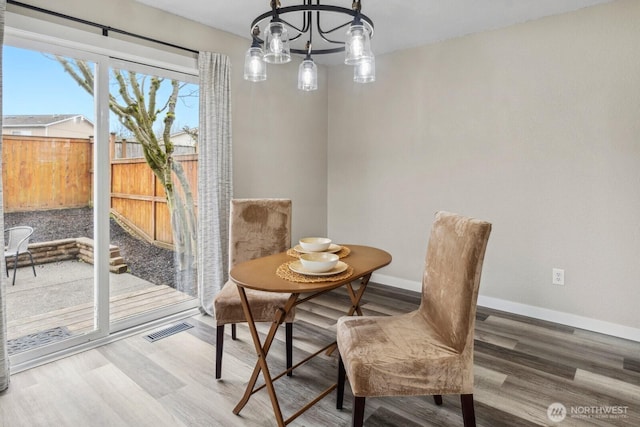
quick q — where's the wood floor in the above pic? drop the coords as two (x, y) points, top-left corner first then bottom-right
(1, 283), (639, 426)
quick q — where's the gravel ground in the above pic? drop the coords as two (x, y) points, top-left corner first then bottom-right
(4, 207), (176, 288)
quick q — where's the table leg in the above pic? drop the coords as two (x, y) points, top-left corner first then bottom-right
(232, 286), (298, 427)
(327, 274), (372, 356)
(345, 273), (371, 317)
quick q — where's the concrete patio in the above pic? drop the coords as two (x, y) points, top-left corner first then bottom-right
(4, 260), (194, 345)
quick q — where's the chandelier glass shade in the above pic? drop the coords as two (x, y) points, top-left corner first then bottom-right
(264, 21), (292, 64)
(244, 0), (375, 90)
(354, 54), (375, 83)
(344, 22), (372, 65)
(298, 57), (318, 91)
(244, 46), (267, 81)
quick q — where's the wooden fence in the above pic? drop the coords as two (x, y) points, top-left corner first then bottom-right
(110, 155), (198, 248)
(2, 135), (92, 211)
(2, 135), (198, 248)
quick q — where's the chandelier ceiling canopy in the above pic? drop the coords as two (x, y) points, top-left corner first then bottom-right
(244, 0), (376, 91)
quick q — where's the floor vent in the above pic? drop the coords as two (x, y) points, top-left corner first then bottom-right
(144, 322), (193, 343)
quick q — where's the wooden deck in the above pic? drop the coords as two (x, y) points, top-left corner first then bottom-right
(5, 261), (195, 344)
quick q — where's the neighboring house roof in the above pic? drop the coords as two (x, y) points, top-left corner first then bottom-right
(171, 130), (190, 138)
(113, 128), (198, 146)
(2, 114), (94, 128)
(170, 128), (198, 145)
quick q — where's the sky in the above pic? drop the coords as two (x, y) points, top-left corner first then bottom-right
(2, 46), (199, 132)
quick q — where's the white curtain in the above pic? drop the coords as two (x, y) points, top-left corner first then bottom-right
(197, 52), (233, 315)
(0, 0), (10, 391)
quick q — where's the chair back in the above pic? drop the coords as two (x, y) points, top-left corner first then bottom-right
(419, 211), (491, 352)
(229, 199), (292, 268)
(5, 226), (34, 255)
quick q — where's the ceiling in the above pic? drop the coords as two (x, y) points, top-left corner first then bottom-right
(135, 0), (612, 64)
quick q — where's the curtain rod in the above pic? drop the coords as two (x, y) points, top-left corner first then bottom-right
(7, 0), (199, 55)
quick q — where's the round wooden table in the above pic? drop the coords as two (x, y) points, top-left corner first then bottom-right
(230, 245), (392, 426)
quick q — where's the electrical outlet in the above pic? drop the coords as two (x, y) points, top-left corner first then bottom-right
(552, 268), (564, 286)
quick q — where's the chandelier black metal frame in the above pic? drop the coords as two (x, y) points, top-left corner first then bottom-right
(251, 1), (374, 56)
(243, 0), (376, 90)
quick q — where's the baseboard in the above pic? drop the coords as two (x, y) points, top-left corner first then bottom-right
(372, 273), (421, 293)
(371, 273), (640, 343)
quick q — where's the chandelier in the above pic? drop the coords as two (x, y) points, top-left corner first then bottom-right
(244, 0), (375, 91)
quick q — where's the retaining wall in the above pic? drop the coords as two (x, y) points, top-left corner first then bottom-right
(5, 237), (128, 274)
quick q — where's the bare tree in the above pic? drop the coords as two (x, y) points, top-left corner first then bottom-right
(56, 57), (197, 274)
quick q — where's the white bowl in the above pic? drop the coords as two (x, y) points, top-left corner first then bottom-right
(299, 252), (339, 273)
(299, 237), (332, 252)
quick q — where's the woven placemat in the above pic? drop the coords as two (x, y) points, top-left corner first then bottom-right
(286, 245), (351, 259)
(276, 261), (354, 283)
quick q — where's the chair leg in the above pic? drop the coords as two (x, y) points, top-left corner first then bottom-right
(461, 394), (476, 427)
(433, 394), (443, 405)
(352, 396), (366, 427)
(337, 354), (346, 410)
(231, 323), (237, 340)
(216, 325), (224, 379)
(286, 322), (293, 377)
(11, 255), (18, 286)
(28, 251), (36, 277)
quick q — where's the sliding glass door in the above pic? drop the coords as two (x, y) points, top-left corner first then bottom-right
(2, 45), (102, 358)
(3, 40), (199, 366)
(106, 59), (199, 331)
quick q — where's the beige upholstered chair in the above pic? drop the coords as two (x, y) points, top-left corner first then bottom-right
(336, 211), (492, 427)
(213, 199), (295, 379)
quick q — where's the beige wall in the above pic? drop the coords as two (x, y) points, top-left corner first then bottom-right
(7, 0), (329, 243)
(12, 1), (639, 335)
(328, 0), (640, 331)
